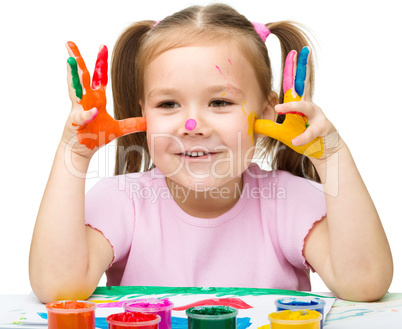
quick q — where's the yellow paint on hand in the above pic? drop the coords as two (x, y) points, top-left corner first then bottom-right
(284, 89), (302, 103)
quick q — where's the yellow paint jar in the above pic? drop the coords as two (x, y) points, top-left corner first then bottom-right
(268, 310), (321, 329)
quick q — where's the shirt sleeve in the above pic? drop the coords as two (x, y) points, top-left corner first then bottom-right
(275, 170), (327, 272)
(85, 176), (135, 269)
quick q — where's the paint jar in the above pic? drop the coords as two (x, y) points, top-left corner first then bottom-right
(268, 310), (322, 329)
(123, 298), (174, 329)
(186, 305), (238, 329)
(106, 312), (161, 329)
(45, 300), (96, 329)
(275, 297), (325, 328)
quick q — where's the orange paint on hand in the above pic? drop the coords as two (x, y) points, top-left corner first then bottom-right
(67, 41), (146, 150)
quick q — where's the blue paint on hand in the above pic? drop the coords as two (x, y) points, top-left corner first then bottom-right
(294, 47), (310, 97)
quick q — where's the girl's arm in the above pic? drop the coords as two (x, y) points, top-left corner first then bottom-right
(29, 42), (146, 303)
(257, 48), (392, 301)
(29, 145), (114, 303)
(278, 49), (392, 301)
(303, 137), (393, 302)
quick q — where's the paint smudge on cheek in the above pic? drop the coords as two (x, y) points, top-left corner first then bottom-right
(241, 102), (257, 145)
(215, 65), (223, 75)
(241, 102), (247, 116)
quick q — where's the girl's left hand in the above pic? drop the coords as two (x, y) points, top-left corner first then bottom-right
(254, 47), (338, 159)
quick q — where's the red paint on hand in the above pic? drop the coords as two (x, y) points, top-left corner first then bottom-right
(277, 111), (306, 117)
(172, 298), (253, 311)
(92, 45), (108, 89)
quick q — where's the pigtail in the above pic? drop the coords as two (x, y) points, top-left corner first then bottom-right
(112, 21), (155, 175)
(262, 21), (320, 183)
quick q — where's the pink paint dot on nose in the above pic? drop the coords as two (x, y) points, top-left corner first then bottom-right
(185, 119), (197, 131)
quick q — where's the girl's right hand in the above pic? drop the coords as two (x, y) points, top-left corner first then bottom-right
(61, 41), (147, 160)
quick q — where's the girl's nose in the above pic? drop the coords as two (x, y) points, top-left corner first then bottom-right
(185, 119), (197, 131)
(178, 117), (212, 137)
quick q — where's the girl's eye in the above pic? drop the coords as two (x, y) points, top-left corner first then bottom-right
(210, 100), (232, 107)
(158, 101), (179, 109)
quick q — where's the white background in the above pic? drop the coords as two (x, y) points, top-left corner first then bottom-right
(1, 0), (401, 295)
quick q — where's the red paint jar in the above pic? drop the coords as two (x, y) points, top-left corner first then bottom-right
(107, 311), (161, 329)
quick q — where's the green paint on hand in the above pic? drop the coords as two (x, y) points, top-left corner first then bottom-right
(67, 57), (83, 99)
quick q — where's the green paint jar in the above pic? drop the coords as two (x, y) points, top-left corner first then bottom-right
(186, 305), (238, 329)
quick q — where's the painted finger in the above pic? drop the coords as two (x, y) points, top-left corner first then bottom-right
(66, 60), (79, 103)
(254, 118), (284, 141)
(67, 57), (83, 100)
(283, 50), (302, 103)
(294, 47), (310, 98)
(117, 117), (147, 137)
(302, 47), (312, 102)
(283, 50), (297, 94)
(92, 45), (108, 90)
(66, 41), (91, 94)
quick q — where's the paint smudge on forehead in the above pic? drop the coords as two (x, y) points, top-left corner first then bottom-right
(215, 65), (223, 75)
(214, 62), (240, 97)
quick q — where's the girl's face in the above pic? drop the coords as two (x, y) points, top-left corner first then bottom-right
(141, 42), (273, 190)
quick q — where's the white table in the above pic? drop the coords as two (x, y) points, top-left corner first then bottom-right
(1, 291), (402, 328)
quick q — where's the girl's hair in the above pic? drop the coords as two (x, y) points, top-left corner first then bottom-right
(112, 3), (320, 183)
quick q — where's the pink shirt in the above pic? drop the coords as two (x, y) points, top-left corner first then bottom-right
(85, 163), (326, 291)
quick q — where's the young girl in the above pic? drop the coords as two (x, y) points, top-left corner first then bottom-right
(29, 3), (393, 303)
